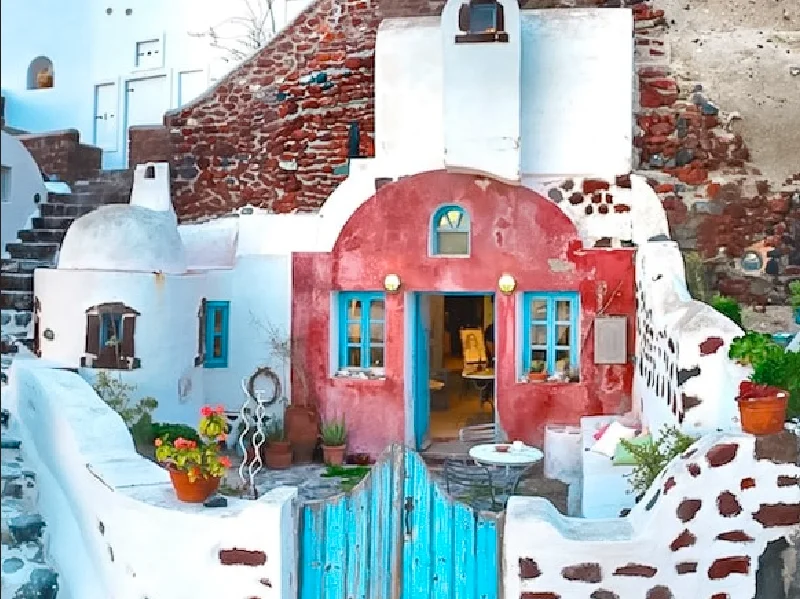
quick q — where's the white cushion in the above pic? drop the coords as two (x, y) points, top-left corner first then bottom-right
(589, 421), (637, 458)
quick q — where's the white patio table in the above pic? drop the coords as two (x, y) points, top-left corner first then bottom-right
(469, 442), (543, 473)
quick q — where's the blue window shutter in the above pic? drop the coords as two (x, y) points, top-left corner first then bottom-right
(338, 291), (385, 369)
(204, 301), (230, 368)
(522, 291), (580, 376)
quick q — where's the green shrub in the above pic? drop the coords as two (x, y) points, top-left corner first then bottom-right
(728, 331), (781, 367)
(321, 417), (347, 446)
(710, 294), (743, 328)
(151, 422), (201, 443)
(93, 372), (158, 443)
(751, 350), (800, 420)
(790, 281), (800, 310)
(620, 426), (698, 498)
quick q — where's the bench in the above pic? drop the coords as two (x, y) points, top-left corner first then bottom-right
(580, 415), (636, 519)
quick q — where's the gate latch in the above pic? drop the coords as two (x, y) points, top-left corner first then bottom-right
(404, 496), (414, 537)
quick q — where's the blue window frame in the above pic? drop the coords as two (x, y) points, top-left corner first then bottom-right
(522, 292), (580, 375)
(100, 313), (123, 348)
(431, 204), (471, 256)
(338, 292), (386, 369)
(204, 301), (230, 368)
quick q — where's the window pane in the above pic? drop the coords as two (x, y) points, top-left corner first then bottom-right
(370, 322), (384, 344)
(555, 349), (571, 372)
(436, 231), (469, 255)
(348, 323), (361, 344)
(470, 3), (496, 32)
(347, 346), (361, 367)
(347, 299), (362, 320)
(530, 325), (546, 345)
(531, 299), (547, 321)
(530, 348), (547, 366)
(213, 309), (223, 333)
(556, 325), (571, 346)
(369, 300), (385, 321)
(369, 346), (384, 367)
(556, 300), (571, 321)
(213, 336), (222, 358)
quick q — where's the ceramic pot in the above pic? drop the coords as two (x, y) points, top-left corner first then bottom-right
(265, 441), (293, 470)
(168, 470), (221, 503)
(323, 444), (346, 466)
(737, 392), (788, 435)
(527, 372), (548, 382)
(286, 405), (319, 464)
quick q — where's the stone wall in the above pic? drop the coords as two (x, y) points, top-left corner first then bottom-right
(128, 125), (172, 169)
(17, 130), (101, 184)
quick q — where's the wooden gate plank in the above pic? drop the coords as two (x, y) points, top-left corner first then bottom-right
(403, 449), (433, 599)
(346, 467), (370, 599)
(389, 445), (405, 599)
(322, 498), (347, 599)
(368, 457), (387, 599)
(452, 502), (477, 599)
(300, 503), (324, 599)
(475, 518), (499, 599)
(431, 485), (454, 598)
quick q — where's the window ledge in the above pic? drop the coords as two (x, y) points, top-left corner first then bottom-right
(334, 369), (387, 382)
(455, 31), (509, 44)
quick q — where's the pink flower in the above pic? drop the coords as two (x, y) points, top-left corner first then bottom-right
(216, 433), (227, 442)
(154, 438), (163, 447)
(215, 404), (225, 415)
(219, 456), (232, 468)
(200, 406), (213, 418)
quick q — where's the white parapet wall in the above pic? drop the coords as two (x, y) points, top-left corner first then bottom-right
(504, 431), (800, 599)
(5, 359), (297, 599)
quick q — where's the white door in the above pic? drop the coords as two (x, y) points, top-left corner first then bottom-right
(178, 70), (207, 106)
(93, 83), (118, 151)
(124, 75), (168, 165)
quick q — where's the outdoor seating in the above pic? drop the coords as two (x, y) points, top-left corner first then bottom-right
(458, 422), (497, 444)
(443, 457), (499, 511)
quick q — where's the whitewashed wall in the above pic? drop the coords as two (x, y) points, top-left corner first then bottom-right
(0, 131), (47, 256)
(6, 360), (296, 599)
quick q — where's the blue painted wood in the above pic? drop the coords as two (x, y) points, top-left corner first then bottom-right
(413, 293), (431, 450)
(204, 300), (230, 368)
(522, 291), (580, 375)
(338, 291), (386, 369)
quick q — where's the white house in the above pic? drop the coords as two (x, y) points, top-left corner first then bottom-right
(0, 0), (310, 170)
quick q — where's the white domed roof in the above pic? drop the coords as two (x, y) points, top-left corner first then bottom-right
(58, 204), (187, 273)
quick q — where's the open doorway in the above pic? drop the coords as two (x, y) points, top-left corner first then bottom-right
(412, 292), (495, 450)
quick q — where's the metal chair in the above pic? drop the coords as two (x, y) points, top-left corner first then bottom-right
(458, 423), (497, 444)
(443, 458), (498, 511)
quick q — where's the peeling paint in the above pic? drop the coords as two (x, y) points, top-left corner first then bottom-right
(548, 258), (575, 273)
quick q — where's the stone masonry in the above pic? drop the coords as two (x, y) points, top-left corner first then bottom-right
(18, 130), (101, 185)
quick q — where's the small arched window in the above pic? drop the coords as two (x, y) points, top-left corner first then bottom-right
(26, 56), (55, 90)
(431, 205), (471, 256)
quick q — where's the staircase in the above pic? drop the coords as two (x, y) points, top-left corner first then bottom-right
(0, 170), (133, 352)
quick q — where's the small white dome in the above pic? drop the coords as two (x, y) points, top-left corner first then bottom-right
(58, 204), (187, 273)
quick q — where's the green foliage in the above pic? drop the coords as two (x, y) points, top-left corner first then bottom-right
(321, 417), (347, 446)
(321, 465), (370, 491)
(790, 281), (800, 310)
(129, 413), (155, 446)
(710, 294), (743, 328)
(620, 426), (698, 498)
(265, 419), (286, 442)
(728, 332), (782, 367)
(154, 406), (231, 482)
(529, 360), (545, 373)
(751, 350), (800, 420)
(152, 422), (201, 444)
(92, 371), (158, 431)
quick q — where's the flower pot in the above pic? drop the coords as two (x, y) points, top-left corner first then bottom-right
(286, 405), (319, 464)
(168, 470), (221, 503)
(265, 441), (293, 470)
(323, 444), (346, 466)
(527, 372), (548, 382)
(737, 392), (788, 435)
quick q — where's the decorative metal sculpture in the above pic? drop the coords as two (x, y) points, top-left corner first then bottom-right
(237, 377), (271, 499)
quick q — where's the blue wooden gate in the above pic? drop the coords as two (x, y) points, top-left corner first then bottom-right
(298, 446), (503, 599)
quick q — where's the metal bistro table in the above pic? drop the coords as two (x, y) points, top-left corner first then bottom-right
(469, 442), (543, 473)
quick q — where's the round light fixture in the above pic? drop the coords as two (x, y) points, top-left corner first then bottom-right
(498, 274), (516, 295)
(384, 274), (401, 293)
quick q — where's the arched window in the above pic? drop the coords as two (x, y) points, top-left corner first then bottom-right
(431, 205), (471, 256)
(82, 302), (141, 369)
(26, 56), (55, 90)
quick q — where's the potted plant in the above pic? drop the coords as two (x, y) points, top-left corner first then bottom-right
(790, 281), (800, 325)
(321, 417), (347, 466)
(264, 420), (293, 470)
(729, 334), (799, 434)
(527, 360), (547, 382)
(154, 405), (232, 503)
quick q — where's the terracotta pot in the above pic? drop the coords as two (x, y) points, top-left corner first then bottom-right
(265, 441), (293, 470)
(168, 470), (221, 503)
(286, 405), (319, 464)
(528, 372), (548, 382)
(323, 444), (346, 466)
(737, 392), (788, 435)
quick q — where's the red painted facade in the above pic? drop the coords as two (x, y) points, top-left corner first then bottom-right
(292, 171), (636, 456)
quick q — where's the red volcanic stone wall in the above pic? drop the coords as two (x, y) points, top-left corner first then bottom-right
(129, 125), (172, 168)
(18, 129), (101, 183)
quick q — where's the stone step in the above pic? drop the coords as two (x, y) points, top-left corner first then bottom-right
(39, 203), (96, 218)
(48, 192), (129, 206)
(0, 260), (52, 274)
(17, 229), (66, 244)
(0, 273), (33, 292)
(31, 216), (75, 231)
(0, 291), (33, 311)
(5, 243), (59, 261)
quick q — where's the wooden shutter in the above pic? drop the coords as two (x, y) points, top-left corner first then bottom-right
(121, 314), (136, 358)
(458, 4), (470, 31)
(198, 298), (207, 362)
(86, 313), (100, 355)
(495, 2), (505, 32)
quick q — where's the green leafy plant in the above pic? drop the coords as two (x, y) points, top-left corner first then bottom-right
(750, 350), (800, 420)
(321, 417), (347, 446)
(321, 465), (370, 491)
(710, 294), (743, 328)
(790, 281), (800, 310)
(154, 405), (231, 482)
(93, 372), (158, 443)
(620, 426), (698, 498)
(529, 360), (545, 374)
(265, 419), (286, 443)
(728, 332), (782, 367)
(152, 423), (201, 444)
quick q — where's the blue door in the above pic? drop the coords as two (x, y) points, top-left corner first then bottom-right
(413, 293), (431, 450)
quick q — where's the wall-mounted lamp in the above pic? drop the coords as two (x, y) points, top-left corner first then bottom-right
(384, 274), (401, 293)
(498, 273), (516, 295)
(43, 328), (55, 341)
